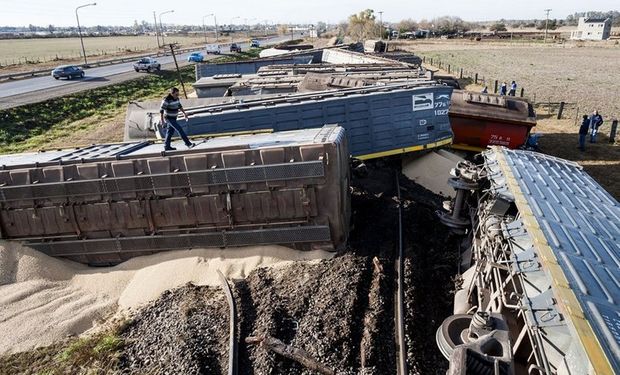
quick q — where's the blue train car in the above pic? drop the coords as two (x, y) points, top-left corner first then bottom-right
(128, 84), (453, 160)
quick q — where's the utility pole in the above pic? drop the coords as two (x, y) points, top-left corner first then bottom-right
(378, 11), (383, 40)
(214, 14), (219, 41)
(153, 11), (160, 48)
(544, 9), (552, 43)
(75, 2), (96, 66)
(169, 44), (187, 99)
(203, 13), (213, 44)
(159, 10), (174, 46)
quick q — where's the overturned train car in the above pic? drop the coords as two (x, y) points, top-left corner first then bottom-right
(438, 147), (619, 374)
(125, 84), (454, 160)
(0, 126), (350, 265)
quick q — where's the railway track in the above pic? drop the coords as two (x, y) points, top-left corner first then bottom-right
(394, 173), (408, 375)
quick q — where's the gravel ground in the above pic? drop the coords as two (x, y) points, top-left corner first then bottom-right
(120, 285), (230, 374)
(117, 159), (459, 374)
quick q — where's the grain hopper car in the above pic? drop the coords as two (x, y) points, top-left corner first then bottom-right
(0, 126), (349, 266)
(437, 147), (619, 374)
(126, 83), (454, 160)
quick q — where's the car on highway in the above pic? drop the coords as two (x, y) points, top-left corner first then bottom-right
(206, 44), (222, 54)
(51, 65), (84, 80)
(133, 57), (161, 72)
(187, 52), (204, 62)
(230, 43), (242, 53)
(250, 39), (260, 48)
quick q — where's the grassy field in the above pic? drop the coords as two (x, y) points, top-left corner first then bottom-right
(0, 33), (251, 69)
(402, 40), (619, 199)
(0, 321), (126, 374)
(404, 41), (620, 118)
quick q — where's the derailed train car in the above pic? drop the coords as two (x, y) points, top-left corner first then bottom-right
(438, 147), (619, 374)
(125, 83), (454, 160)
(0, 126), (350, 265)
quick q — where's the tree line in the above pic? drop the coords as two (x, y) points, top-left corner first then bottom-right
(338, 9), (619, 40)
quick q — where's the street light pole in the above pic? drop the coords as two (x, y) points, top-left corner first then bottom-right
(213, 14), (219, 41)
(378, 11), (384, 40)
(159, 10), (174, 46)
(230, 16), (240, 43)
(203, 13), (213, 43)
(153, 11), (160, 48)
(544, 9), (552, 43)
(75, 2), (96, 65)
(244, 18), (256, 38)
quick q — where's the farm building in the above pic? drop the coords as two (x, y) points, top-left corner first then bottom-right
(570, 16), (612, 40)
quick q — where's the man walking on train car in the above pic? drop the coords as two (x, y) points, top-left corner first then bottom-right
(160, 87), (196, 151)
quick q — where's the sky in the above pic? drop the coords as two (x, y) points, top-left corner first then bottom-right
(0, 0), (617, 27)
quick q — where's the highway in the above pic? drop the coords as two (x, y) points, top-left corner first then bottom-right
(0, 34), (300, 109)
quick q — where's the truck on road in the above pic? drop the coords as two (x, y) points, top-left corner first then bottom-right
(133, 57), (161, 72)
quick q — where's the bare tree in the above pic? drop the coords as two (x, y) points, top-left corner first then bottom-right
(348, 9), (378, 41)
(397, 18), (418, 33)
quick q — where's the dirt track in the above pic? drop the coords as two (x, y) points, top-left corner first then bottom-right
(117, 159), (458, 374)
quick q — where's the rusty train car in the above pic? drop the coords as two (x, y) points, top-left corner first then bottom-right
(0, 126), (350, 265)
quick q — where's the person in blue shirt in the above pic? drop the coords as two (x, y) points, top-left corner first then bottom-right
(589, 110), (604, 143)
(499, 82), (507, 96)
(508, 81), (517, 96)
(578, 114), (589, 151)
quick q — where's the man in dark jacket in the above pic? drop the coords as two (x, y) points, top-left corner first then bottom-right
(499, 82), (507, 96)
(160, 87), (196, 151)
(508, 81), (517, 96)
(589, 110), (603, 143)
(578, 114), (589, 151)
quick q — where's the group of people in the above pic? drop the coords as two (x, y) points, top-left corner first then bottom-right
(481, 81), (518, 96)
(578, 111), (604, 151)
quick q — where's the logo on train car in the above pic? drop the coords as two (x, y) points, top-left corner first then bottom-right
(412, 93), (434, 111)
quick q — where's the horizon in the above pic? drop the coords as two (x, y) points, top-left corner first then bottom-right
(0, 0), (618, 28)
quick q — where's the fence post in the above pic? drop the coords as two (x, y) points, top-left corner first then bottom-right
(574, 106), (580, 126)
(460, 68), (463, 79)
(520, 88), (524, 97)
(474, 73), (478, 84)
(610, 120), (618, 143)
(557, 102), (565, 119)
(494, 80), (498, 93)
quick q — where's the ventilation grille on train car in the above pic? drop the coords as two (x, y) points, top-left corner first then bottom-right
(28, 225), (332, 259)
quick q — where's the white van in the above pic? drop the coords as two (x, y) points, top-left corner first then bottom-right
(206, 44), (222, 54)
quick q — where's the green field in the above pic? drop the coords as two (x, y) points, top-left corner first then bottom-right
(0, 35), (212, 66)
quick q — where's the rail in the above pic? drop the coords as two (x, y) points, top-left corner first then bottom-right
(217, 270), (238, 375)
(0, 45), (203, 81)
(394, 173), (408, 375)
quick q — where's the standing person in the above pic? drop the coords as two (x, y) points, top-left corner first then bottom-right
(499, 82), (507, 96)
(509, 80), (517, 96)
(589, 110), (604, 143)
(578, 114), (589, 151)
(160, 87), (196, 151)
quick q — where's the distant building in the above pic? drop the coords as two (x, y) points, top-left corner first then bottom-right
(571, 17), (612, 40)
